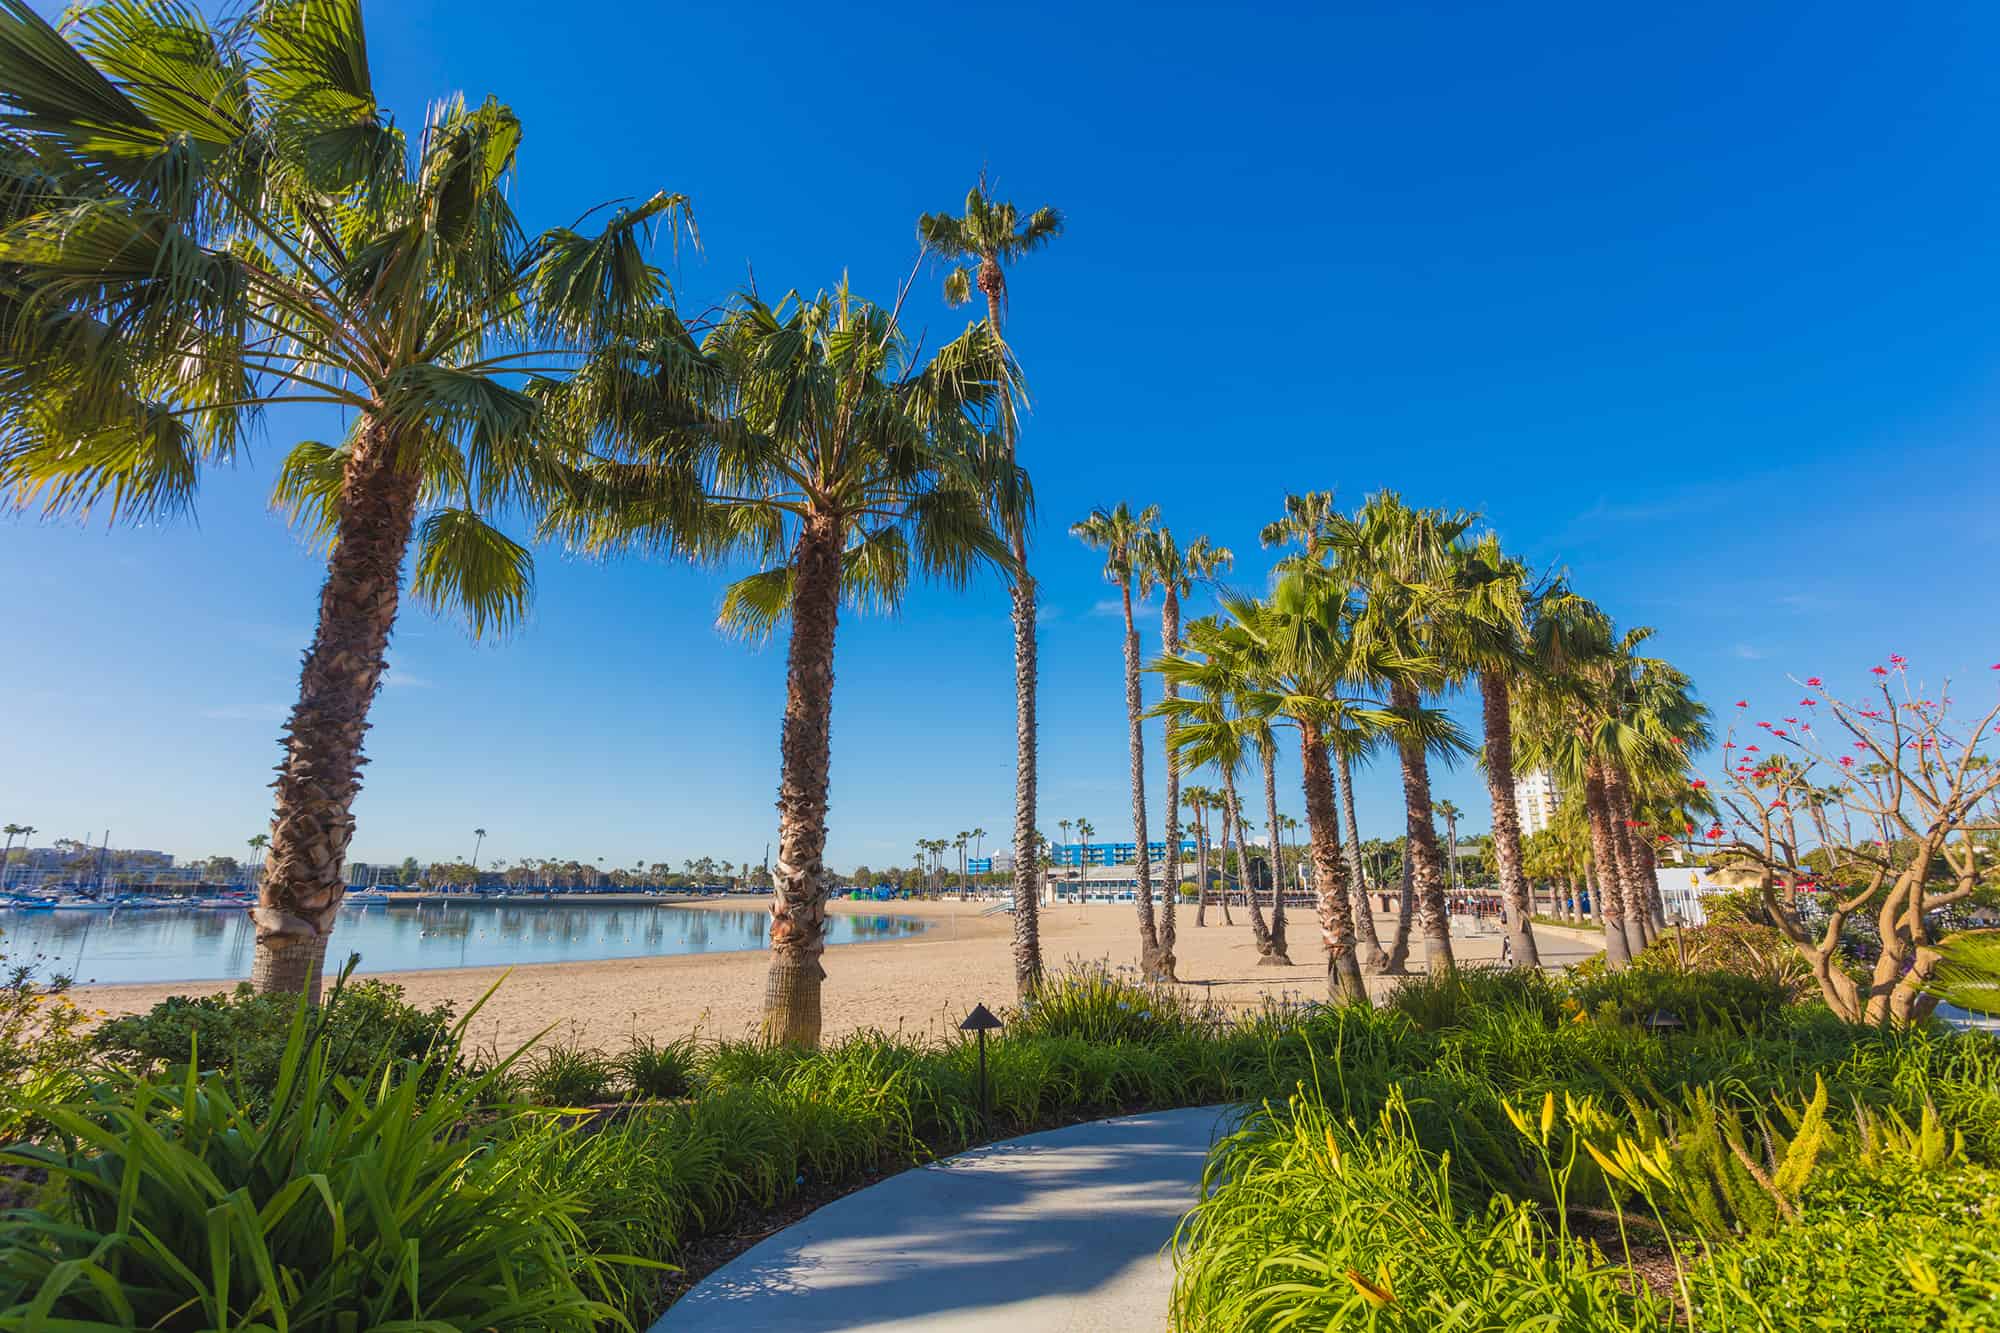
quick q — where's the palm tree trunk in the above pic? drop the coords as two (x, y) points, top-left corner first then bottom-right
(1224, 779), (1264, 947)
(256, 417), (419, 1000)
(1582, 759), (1632, 969)
(1601, 762), (1652, 959)
(1007, 528), (1043, 997)
(1390, 681), (1454, 972)
(1159, 590), (1181, 965)
(1301, 720), (1367, 1002)
(1479, 673), (1540, 969)
(1260, 744), (1291, 965)
(760, 512), (844, 1046)
(1386, 851), (1415, 972)
(1194, 807), (1209, 926)
(1120, 580), (1165, 978)
(1335, 745), (1389, 973)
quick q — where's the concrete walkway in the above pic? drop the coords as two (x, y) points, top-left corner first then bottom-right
(653, 1105), (1237, 1332)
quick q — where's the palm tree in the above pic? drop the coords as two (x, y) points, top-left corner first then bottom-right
(1434, 799), (1463, 895)
(246, 833), (271, 891)
(919, 175), (1062, 998)
(1449, 535), (1547, 967)
(0, 823), (25, 890)
(1153, 625), (1276, 959)
(553, 285), (1017, 1046)
(0, 4), (690, 998)
(971, 826), (988, 865)
(1138, 526), (1233, 976)
(1158, 577), (1391, 1002)
(1341, 492), (1477, 973)
(955, 830), (971, 896)
(1075, 818), (1095, 902)
(1263, 493), (1392, 971)
(1072, 503), (1168, 979)
(1179, 788), (1209, 924)
(471, 827), (488, 872)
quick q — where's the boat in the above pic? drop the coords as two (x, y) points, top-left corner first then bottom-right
(345, 890), (391, 905)
(49, 895), (113, 910)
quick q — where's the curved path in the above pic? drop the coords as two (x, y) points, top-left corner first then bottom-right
(652, 1105), (1238, 1332)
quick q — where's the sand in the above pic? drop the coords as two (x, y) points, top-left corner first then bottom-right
(72, 896), (1606, 1055)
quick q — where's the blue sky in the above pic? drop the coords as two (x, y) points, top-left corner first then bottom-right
(3, 1), (1998, 872)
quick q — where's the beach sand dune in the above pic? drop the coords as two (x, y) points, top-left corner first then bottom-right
(74, 897), (1602, 1054)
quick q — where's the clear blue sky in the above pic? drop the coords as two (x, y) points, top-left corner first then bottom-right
(3, 1), (1997, 872)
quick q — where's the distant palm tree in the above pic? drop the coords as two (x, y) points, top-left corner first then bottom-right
(955, 830), (971, 896)
(972, 826), (988, 864)
(1139, 526), (1233, 982)
(1073, 503), (1167, 978)
(0, 4), (692, 998)
(471, 828), (488, 873)
(0, 823), (27, 890)
(1434, 800), (1463, 895)
(247, 834), (271, 891)
(919, 174), (1062, 998)
(553, 285), (1018, 1046)
(1075, 818), (1095, 901)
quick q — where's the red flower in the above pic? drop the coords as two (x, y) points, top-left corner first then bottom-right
(1771, 800), (1790, 810)
(1871, 666), (1889, 675)
(1758, 720), (1773, 729)
(1670, 736), (1685, 747)
(1801, 698), (1817, 706)
(1805, 677), (1822, 687)
(1735, 700), (1748, 707)
(1691, 779), (1708, 789)
(1839, 756), (1854, 767)
(1889, 653), (1906, 665)
(1774, 729), (1788, 737)
(1746, 745), (1760, 752)
(1685, 822), (1695, 834)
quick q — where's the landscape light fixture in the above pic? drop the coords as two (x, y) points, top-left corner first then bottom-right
(959, 1002), (1003, 1131)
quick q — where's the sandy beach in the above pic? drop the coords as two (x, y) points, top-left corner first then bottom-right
(72, 897), (1606, 1055)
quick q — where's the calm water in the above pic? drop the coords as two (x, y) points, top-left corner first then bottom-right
(0, 902), (932, 985)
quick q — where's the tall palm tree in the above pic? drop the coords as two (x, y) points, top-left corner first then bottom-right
(0, 2), (689, 998)
(955, 830), (971, 895)
(971, 826), (988, 865)
(1179, 788), (1209, 924)
(1153, 626), (1277, 959)
(1341, 492), (1477, 973)
(1158, 576), (1398, 1002)
(553, 285), (1017, 1046)
(1434, 799), (1463, 895)
(1072, 503), (1168, 978)
(1138, 527), (1233, 975)
(470, 827), (488, 873)
(0, 823), (24, 890)
(1449, 534), (1548, 967)
(1075, 818), (1094, 901)
(918, 175), (1062, 998)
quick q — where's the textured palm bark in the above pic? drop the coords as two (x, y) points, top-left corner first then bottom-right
(1601, 763), (1653, 958)
(1639, 837), (1668, 931)
(1390, 681), (1454, 972)
(1224, 779), (1266, 948)
(1119, 579), (1165, 978)
(1259, 745), (1291, 965)
(1009, 538), (1043, 999)
(761, 513), (844, 1046)
(1386, 855), (1414, 972)
(1301, 721), (1366, 1002)
(1337, 745), (1390, 973)
(1158, 590), (1181, 963)
(256, 416), (419, 1000)
(1479, 672), (1541, 969)
(1582, 759), (1632, 969)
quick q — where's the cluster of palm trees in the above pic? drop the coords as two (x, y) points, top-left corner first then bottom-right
(908, 833), (990, 895)
(1080, 488), (1712, 1000)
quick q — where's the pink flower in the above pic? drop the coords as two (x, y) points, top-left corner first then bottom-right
(1758, 720), (1773, 729)
(1691, 779), (1707, 789)
(1724, 741), (1736, 749)
(1889, 653), (1906, 665)
(1736, 700), (1748, 707)
(1745, 745), (1760, 752)
(1872, 666), (1889, 676)
(1774, 729), (1789, 737)
(1801, 698), (1817, 706)
(1839, 756), (1854, 767)
(1805, 677), (1822, 687)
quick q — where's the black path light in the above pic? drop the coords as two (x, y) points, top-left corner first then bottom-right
(960, 1003), (1003, 1132)
(1644, 1008), (1687, 1036)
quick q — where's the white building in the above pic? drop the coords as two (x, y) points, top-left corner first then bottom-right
(1515, 768), (1560, 837)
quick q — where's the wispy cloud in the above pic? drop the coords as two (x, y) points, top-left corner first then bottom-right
(202, 702), (289, 722)
(382, 669), (434, 689)
(1732, 644), (1765, 661)
(1090, 599), (1123, 618)
(1036, 605), (1063, 625)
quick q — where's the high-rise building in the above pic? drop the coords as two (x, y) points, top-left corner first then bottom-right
(1515, 768), (1560, 837)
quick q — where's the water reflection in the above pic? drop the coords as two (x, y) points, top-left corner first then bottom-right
(0, 903), (931, 985)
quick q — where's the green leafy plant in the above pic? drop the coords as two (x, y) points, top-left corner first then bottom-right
(526, 1040), (619, 1106)
(619, 1034), (700, 1100)
(0, 977), (631, 1330)
(0, 963), (93, 1141)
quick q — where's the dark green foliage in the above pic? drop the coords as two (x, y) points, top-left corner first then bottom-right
(526, 1040), (619, 1106)
(1001, 961), (1219, 1044)
(0, 989), (621, 1330)
(1566, 961), (1798, 1030)
(89, 977), (458, 1108)
(620, 1034), (701, 1100)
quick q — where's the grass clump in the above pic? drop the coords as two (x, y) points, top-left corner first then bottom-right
(620, 1034), (700, 1100)
(525, 1040), (620, 1106)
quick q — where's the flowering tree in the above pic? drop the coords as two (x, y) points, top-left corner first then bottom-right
(1710, 659), (2000, 1024)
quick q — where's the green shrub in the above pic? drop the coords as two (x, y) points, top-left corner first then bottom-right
(1564, 963), (1795, 1031)
(1689, 1160), (2000, 1330)
(1386, 964), (1562, 1031)
(90, 974), (457, 1106)
(0, 964), (95, 1141)
(1003, 962), (1219, 1045)
(526, 1041), (619, 1106)
(0, 990), (625, 1330)
(620, 1034), (701, 1100)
